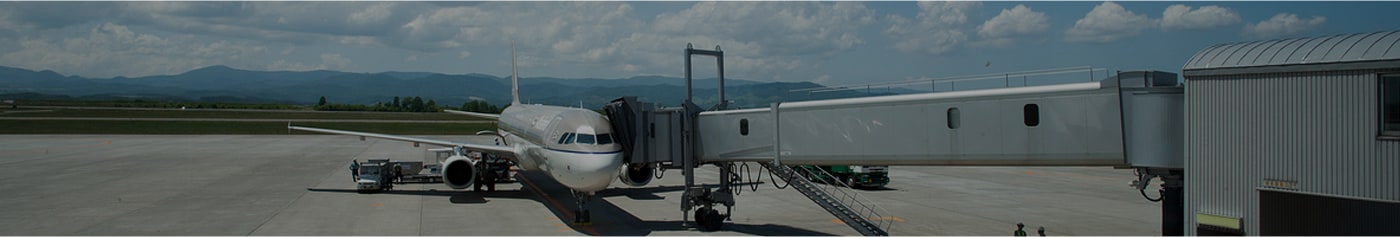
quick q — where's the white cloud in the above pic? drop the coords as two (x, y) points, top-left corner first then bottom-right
(814, 74), (832, 84)
(0, 2), (885, 81)
(319, 53), (351, 69)
(1160, 5), (1240, 30)
(0, 22), (273, 77)
(601, 32), (800, 81)
(1065, 1), (1154, 43)
(589, 2), (875, 81)
(976, 4), (1049, 46)
(651, 2), (874, 56)
(348, 2), (395, 25)
(267, 60), (318, 72)
(1243, 13), (1326, 39)
(883, 1), (980, 54)
(400, 2), (640, 65)
(267, 53), (354, 72)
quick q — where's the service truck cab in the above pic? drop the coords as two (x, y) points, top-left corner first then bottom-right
(356, 161), (393, 193)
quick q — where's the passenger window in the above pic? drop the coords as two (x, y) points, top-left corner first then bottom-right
(563, 133), (575, 144)
(577, 134), (596, 144)
(1024, 104), (1040, 127)
(1382, 74), (1400, 136)
(597, 133), (613, 145)
(947, 107), (960, 129)
(740, 119), (749, 136)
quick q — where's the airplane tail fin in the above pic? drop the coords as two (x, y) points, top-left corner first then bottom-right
(510, 43), (520, 105)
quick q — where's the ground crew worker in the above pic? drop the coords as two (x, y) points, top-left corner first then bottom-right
(350, 160), (360, 181)
(1014, 223), (1027, 236)
(393, 163), (403, 184)
(1038, 226), (1045, 236)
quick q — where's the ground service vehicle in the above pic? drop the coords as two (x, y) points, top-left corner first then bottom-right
(356, 159), (395, 193)
(793, 165), (889, 189)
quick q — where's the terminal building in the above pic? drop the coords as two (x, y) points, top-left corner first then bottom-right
(1181, 30), (1400, 235)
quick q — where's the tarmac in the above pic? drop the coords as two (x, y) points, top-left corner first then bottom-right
(0, 135), (1161, 236)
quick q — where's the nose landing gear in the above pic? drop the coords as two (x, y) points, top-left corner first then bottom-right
(571, 190), (593, 226)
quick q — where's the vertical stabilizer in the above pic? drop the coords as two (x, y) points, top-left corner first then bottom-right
(511, 43), (520, 105)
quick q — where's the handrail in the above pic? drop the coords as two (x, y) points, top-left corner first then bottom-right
(763, 162), (893, 235)
(791, 66), (1107, 94)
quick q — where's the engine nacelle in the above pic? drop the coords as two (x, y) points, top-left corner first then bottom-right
(442, 155), (477, 189)
(617, 163), (655, 187)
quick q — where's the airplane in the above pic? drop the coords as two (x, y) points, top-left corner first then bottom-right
(288, 44), (658, 225)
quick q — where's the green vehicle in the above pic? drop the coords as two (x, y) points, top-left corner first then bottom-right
(792, 165), (889, 189)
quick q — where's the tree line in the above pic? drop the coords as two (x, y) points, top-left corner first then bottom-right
(315, 96), (506, 113)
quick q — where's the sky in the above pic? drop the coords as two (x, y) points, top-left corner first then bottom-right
(2, 1), (1399, 87)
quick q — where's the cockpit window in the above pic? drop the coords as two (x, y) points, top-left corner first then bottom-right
(557, 133), (570, 144)
(576, 134), (596, 144)
(596, 133), (613, 145)
(561, 133), (575, 144)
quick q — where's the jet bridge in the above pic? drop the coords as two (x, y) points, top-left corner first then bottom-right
(694, 70), (1182, 168)
(604, 45), (1185, 235)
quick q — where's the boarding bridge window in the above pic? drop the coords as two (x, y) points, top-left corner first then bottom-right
(597, 133), (613, 145)
(740, 119), (749, 136)
(947, 107), (960, 129)
(577, 134), (596, 144)
(1382, 74), (1400, 137)
(1024, 104), (1040, 127)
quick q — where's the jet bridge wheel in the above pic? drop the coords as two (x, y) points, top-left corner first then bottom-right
(693, 207), (724, 231)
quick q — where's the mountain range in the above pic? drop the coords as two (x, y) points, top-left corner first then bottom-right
(0, 65), (902, 109)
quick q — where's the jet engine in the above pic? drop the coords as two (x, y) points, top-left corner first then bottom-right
(442, 155), (477, 189)
(618, 163), (655, 187)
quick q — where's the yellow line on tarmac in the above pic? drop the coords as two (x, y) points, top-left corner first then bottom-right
(516, 173), (600, 235)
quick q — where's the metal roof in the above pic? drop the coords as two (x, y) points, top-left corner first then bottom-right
(1183, 30), (1400, 71)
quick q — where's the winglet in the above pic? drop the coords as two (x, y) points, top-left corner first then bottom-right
(510, 43), (520, 105)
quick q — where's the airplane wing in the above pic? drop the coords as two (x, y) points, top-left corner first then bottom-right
(443, 109), (500, 120)
(289, 125), (516, 160)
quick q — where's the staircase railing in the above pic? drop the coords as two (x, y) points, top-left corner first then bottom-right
(759, 162), (893, 236)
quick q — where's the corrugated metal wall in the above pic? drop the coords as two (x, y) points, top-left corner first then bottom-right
(1185, 69), (1400, 235)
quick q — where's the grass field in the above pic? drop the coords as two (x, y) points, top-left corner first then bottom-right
(0, 120), (496, 135)
(0, 108), (484, 121)
(0, 107), (496, 135)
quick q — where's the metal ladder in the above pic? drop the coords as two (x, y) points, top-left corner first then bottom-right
(759, 162), (893, 236)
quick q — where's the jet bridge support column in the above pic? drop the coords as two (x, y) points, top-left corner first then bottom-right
(1163, 172), (1184, 236)
(684, 43), (727, 110)
(679, 43), (734, 231)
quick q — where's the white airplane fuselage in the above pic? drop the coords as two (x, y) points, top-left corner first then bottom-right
(496, 103), (623, 194)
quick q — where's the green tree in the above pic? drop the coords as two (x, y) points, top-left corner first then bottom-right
(426, 99), (438, 112)
(461, 101), (476, 112)
(462, 100), (501, 113)
(391, 96), (400, 109)
(318, 96), (327, 106)
(410, 96), (425, 112)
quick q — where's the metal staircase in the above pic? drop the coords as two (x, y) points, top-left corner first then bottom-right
(759, 162), (893, 236)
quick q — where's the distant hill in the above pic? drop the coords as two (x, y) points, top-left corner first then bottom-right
(0, 65), (899, 108)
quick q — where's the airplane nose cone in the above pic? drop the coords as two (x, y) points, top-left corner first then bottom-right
(555, 153), (623, 193)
